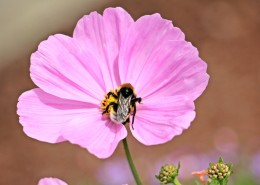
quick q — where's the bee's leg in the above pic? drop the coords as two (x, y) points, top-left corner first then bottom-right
(131, 97), (142, 104)
(130, 97), (141, 130)
(102, 102), (118, 114)
(107, 91), (118, 99)
(131, 103), (137, 130)
(122, 118), (130, 125)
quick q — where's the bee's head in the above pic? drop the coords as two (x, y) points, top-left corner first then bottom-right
(120, 87), (134, 98)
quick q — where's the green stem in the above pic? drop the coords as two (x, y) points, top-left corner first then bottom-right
(173, 177), (182, 185)
(122, 138), (143, 185)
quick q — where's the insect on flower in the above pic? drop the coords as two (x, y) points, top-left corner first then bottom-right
(101, 83), (142, 129)
(17, 7), (209, 158)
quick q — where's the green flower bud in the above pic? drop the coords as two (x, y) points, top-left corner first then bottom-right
(207, 157), (233, 185)
(156, 162), (181, 185)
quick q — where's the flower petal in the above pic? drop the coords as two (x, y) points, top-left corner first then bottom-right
(131, 96), (195, 145)
(17, 88), (97, 143)
(135, 41), (209, 100)
(73, 7), (134, 90)
(118, 12), (208, 101)
(118, 13), (185, 84)
(38, 177), (68, 185)
(61, 114), (127, 159)
(31, 34), (104, 104)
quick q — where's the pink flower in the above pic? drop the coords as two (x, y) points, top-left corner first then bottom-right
(17, 7), (209, 158)
(37, 177), (128, 185)
(38, 178), (67, 185)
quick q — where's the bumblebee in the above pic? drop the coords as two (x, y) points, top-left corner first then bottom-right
(101, 83), (142, 129)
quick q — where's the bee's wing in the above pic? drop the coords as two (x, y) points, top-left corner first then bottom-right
(117, 94), (132, 122)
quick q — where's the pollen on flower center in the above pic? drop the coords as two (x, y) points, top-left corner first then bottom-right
(101, 83), (142, 128)
(101, 89), (118, 115)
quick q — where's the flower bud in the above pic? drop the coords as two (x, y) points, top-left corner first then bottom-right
(156, 162), (180, 185)
(207, 157), (233, 185)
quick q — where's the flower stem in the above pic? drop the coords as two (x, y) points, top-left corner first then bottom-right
(173, 177), (182, 185)
(122, 138), (143, 185)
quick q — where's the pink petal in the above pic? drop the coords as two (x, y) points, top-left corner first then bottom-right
(131, 96), (195, 145)
(136, 41), (209, 101)
(17, 88), (97, 143)
(118, 13), (185, 84)
(73, 7), (134, 90)
(61, 114), (127, 159)
(38, 178), (68, 185)
(118, 12), (209, 101)
(31, 34), (105, 104)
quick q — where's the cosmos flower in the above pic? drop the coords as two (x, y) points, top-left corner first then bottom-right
(38, 178), (68, 185)
(37, 177), (128, 185)
(17, 7), (209, 158)
(192, 170), (208, 184)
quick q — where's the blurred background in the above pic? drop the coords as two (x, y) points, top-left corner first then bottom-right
(0, 0), (259, 184)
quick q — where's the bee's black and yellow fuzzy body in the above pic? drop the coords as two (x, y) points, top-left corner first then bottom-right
(101, 83), (141, 129)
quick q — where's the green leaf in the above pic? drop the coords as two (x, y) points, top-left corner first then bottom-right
(218, 157), (224, 163)
(177, 161), (181, 172)
(227, 163), (233, 169)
